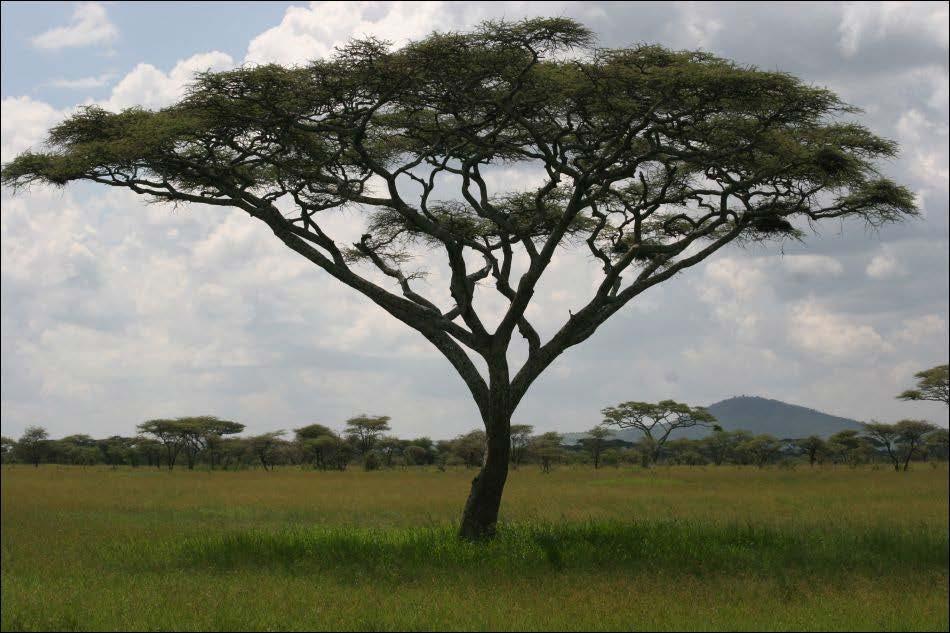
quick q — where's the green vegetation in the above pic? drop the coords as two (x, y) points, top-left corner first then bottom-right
(2, 465), (947, 631)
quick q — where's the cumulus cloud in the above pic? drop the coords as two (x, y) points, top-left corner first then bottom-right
(838, 1), (949, 58)
(788, 300), (890, 360)
(48, 73), (117, 90)
(896, 314), (947, 344)
(0, 96), (67, 162)
(865, 247), (906, 279)
(245, 1), (450, 66)
(102, 52), (234, 111)
(31, 2), (118, 50)
(781, 255), (844, 277)
(695, 258), (766, 336)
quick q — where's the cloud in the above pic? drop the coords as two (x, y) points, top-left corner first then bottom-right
(788, 299), (890, 360)
(781, 255), (844, 277)
(0, 96), (67, 162)
(695, 257), (766, 336)
(896, 314), (947, 345)
(865, 247), (906, 279)
(48, 72), (117, 90)
(838, 1), (949, 58)
(245, 1), (450, 66)
(102, 52), (234, 110)
(31, 2), (118, 50)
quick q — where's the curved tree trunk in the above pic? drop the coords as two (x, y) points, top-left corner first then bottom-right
(459, 418), (511, 540)
(459, 361), (513, 541)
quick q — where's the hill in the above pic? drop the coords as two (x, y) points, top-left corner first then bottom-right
(564, 395), (864, 443)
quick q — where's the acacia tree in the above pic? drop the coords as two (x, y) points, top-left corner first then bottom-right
(897, 364), (949, 406)
(17, 426), (49, 467)
(137, 419), (186, 470)
(1, 18), (916, 539)
(344, 415), (392, 455)
(579, 425), (611, 468)
(894, 420), (937, 471)
(601, 399), (718, 464)
(796, 435), (827, 467)
(862, 422), (902, 471)
(509, 424), (534, 469)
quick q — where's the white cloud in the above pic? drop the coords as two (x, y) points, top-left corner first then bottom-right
(838, 1), (949, 57)
(102, 52), (234, 110)
(48, 72), (117, 90)
(0, 96), (67, 162)
(895, 109), (950, 192)
(788, 299), (889, 360)
(245, 1), (450, 66)
(32, 2), (118, 50)
(865, 247), (906, 279)
(781, 254), (844, 277)
(695, 257), (766, 336)
(896, 314), (947, 344)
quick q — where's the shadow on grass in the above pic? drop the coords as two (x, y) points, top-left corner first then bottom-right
(112, 520), (950, 579)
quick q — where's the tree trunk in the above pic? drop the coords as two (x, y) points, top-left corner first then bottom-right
(459, 419), (511, 540)
(458, 362), (513, 541)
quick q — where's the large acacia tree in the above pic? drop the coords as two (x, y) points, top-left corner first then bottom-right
(2, 18), (916, 539)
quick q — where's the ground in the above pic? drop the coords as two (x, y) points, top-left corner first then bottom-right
(1, 464), (947, 631)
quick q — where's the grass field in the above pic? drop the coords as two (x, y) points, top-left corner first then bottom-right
(1, 464), (948, 631)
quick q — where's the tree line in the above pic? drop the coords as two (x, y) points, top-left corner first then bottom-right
(4, 411), (946, 472)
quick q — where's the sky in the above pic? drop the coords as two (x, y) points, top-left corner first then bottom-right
(1, 1), (948, 441)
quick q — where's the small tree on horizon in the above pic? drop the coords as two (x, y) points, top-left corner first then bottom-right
(601, 400), (718, 465)
(17, 426), (49, 468)
(2, 18), (917, 538)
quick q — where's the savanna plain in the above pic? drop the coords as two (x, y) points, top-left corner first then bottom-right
(1, 464), (948, 631)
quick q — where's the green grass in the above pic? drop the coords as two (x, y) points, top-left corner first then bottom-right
(2, 465), (948, 631)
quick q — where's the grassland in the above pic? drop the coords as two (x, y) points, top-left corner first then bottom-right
(1, 464), (947, 631)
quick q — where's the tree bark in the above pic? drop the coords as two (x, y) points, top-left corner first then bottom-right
(458, 417), (511, 540)
(458, 361), (513, 541)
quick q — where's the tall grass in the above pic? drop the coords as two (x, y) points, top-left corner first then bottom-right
(2, 465), (947, 631)
(148, 520), (947, 577)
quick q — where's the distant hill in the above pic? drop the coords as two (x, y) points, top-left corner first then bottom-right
(564, 395), (863, 444)
(704, 396), (864, 439)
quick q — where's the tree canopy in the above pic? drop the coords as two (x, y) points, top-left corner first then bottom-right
(897, 364), (949, 406)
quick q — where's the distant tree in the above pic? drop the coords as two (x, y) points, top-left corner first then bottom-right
(894, 420), (937, 471)
(137, 419), (187, 470)
(376, 436), (404, 467)
(862, 422), (902, 471)
(897, 364), (949, 406)
(452, 430), (488, 468)
(827, 429), (868, 467)
(296, 425), (352, 471)
(737, 434), (781, 468)
(796, 435), (827, 467)
(133, 436), (164, 469)
(344, 415), (392, 455)
(98, 436), (131, 469)
(247, 432), (286, 471)
(218, 437), (250, 470)
(601, 400), (718, 465)
(510, 424), (534, 469)
(925, 428), (949, 461)
(404, 444), (429, 466)
(17, 426), (49, 467)
(702, 428), (737, 466)
(1, 436), (16, 464)
(665, 437), (707, 465)
(530, 432), (564, 473)
(578, 426), (611, 469)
